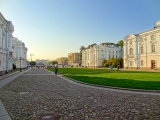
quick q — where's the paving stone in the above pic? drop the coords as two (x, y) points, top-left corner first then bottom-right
(0, 68), (160, 119)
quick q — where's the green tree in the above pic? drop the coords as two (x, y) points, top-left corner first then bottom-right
(30, 61), (36, 66)
(116, 40), (124, 47)
(79, 46), (86, 65)
(53, 61), (58, 65)
(12, 63), (16, 70)
(48, 60), (54, 64)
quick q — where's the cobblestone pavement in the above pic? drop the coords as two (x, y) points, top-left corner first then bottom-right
(0, 68), (160, 120)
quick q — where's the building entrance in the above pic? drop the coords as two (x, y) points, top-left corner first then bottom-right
(151, 60), (155, 69)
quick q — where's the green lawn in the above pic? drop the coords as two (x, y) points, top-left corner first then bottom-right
(47, 68), (160, 90)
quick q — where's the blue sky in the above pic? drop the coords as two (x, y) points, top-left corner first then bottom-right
(0, 0), (160, 61)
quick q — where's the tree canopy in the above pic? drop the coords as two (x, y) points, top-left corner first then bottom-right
(116, 40), (124, 47)
(101, 58), (123, 68)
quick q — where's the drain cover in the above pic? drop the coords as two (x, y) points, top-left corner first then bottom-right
(19, 92), (29, 95)
(41, 115), (55, 120)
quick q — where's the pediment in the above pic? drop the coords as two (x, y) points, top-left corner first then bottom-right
(124, 34), (136, 40)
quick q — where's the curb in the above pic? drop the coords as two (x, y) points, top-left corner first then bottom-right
(0, 69), (30, 80)
(0, 71), (20, 80)
(61, 75), (160, 93)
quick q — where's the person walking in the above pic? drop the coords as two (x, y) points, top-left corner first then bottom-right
(54, 64), (58, 75)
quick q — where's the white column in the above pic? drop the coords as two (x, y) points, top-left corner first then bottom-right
(0, 21), (2, 48)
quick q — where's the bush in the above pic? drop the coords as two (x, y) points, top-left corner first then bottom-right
(13, 63), (16, 70)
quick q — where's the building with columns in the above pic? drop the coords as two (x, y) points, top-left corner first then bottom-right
(82, 44), (123, 67)
(0, 13), (15, 75)
(68, 52), (80, 66)
(56, 57), (68, 65)
(0, 13), (28, 75)
(12, 37), (28, 69)
(123, 20), (160, 70)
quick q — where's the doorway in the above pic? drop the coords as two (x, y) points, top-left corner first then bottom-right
(151, 60), (155, 69)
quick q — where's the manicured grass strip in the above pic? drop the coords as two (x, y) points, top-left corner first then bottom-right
(47, 68), (160, 90)
(64, 75), (160, 90)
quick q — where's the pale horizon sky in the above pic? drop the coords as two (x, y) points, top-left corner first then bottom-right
(0, 0), (160, 61)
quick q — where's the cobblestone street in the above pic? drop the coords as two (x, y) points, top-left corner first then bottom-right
(0, 68), (160, 120)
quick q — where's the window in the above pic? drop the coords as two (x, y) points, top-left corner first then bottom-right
(140, 46), (143, 54)
(113, 51), (114, 53)
(130, 61), (133, 66)
(151, 45), (155, 52)
(113, 55), (114, 58)
(116, 55), (117, 58)
(109, 55), (110, 58)
(109, 51), (111, 53)
(116, 51), (117, 53)
(141, 60), (143, 66)
(130, 48), (133, 55)
(2, 38), (3, 49)
(151, 35), (155, 40)
(130, 41), (132, 45)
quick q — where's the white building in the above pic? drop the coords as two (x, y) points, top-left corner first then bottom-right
(124, 20), (160, 70)
(0, 13), (15, 75)
(82, 44), (123, 67)
(36, 59), (49, 66)
(0, 13), (28, 75)
(12, 37), (28, 69)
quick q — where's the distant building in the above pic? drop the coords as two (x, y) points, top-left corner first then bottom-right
(68, 52), (80, 66)
(82, 44), (123, 67)
(56, 57), (68, 65)
(123, 20), (160, 70)
(36, 59), (49, 66)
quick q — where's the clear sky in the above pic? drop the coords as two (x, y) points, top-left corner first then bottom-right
(0, 0), (160, 61)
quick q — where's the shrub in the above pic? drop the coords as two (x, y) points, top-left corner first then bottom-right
(13, 63), (16, 70)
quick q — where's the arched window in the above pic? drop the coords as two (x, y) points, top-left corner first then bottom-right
(151, 35), (155, 40)
(141, 60), (143, 66)
(151, 45), (155, 52)
(130, 48), (133, 55)
(101, 54), (104, 59)
(130, 61), (133, 66)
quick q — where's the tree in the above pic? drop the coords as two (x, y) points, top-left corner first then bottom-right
(116, 40), (124, 47)
(30, 61), (36, 66)
(79, 46), (86, 65)
(12, 63), (16, 70)
(48, 60), (54, 64)
(53, 61), (58, 65)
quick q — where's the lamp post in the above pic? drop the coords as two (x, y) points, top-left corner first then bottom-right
(30, 53), (34, 62)
(19, 57), (22, 72)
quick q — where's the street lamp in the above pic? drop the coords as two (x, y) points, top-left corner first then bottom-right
(30, 53), (34, 62)
(19, 57), (22, 72)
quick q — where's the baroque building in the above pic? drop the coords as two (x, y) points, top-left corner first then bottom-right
(12, 37), (28, 69)
(68, 52), (80, 66)
(123, 20), (160, 70)
(82, 44), (123, 67)
(56, 57), (68, 65)
(0, 13), (15, 75)
(0, 13), (28, 75)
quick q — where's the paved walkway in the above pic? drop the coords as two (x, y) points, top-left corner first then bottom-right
(0, 69), (30, 120)
(0, 68), (160, 120)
